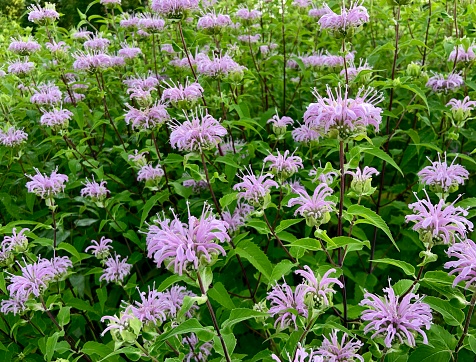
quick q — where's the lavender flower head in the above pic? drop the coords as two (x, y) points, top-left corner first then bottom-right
(264, 150), (303, 180)
(316, 330), (363, 362)
(268, 114), (294, 135)
(40, 108), (73, 130)
(137, 13), (166, 33)
(304, 85), (383, 140)
(162, 285), (199, 318)
(2, 228), (29, 253)
(118, 43), (142, 60)
(128, 150), (149, 167)
(81, 177), (109, 204)
(126, 287), (168, 325)
(85, 237), (113, 260)
(72, 27), (94, 40)
(137, 164), (165, 188)
(292, 124), (320, 144)
(235, 7), (262, 21)
(101, 311), (139, 343)
(445, 238), (476, 290)
(223, 202), (254, 233)
(8, 60), (35, 76)
(318, 1), (369, 34)
(146, 203), (229, 275)
(447, 96), (476, 123)
(169, 111), (227, 152)
(183, 334), (213, 362)
(84, 34), (111, 51)
(100, 254), (132, 284)
(197, 11), (232, 33)
(288, 183), (336, 227)
(182, 172), (209, 193)
(340, 59), (372, 82)
(8, 37), (41, 56)
(28, 3), (59, 24)
(151, 0), (200, 19)
(417, 154), (469, 194)
(405, 191), (473, 246)
(296, 266), (343, 309)
(196, 53), (245, 81)
(233, 167), (279, 208)
(30, 82), (62, 106)
(272, 343), (323, 362)
(124, 102), (170, 130)
(26, 167), (68, 207)
(360, 282), (432, 348)
(100, 0), (121, 7)
(267, 281), (308, 330)
(346, 166), (379, 195)
(426, 72), (464, 93)
(161, 80), (204, 109)
(73, 51), (113, 72)
(0, 296), (27, 315)
(448, 44), (476, 63)
(0, 127), (28, 147)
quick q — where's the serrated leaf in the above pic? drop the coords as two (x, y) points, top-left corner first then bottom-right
(82, 341), (114, 358)
(208, 282), (235, 310)
(222, 308), (268, 332)
(140, 191), (169, 226)
(219, 193), (239, 209)
(424, 296), (464, 327)
(235, 240), (273, 280)
(360, 146), (404, 176)
(326, 236), (370, 251)
(275, 218), (303, 233)
(290, 237), (322, 251)
(270, 260), (296, 285)
(57, 306), (71, 327)
(371, 258), (415, 276)
(156, 319), (212, 344)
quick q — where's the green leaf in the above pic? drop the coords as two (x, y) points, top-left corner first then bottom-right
(400, 83), (429, 111)
(82, 341), (114, 358)
(424, 296), (464, 327)
(222, 308), (268, 333)
(0, 273), (6, 294)
(57, 243), (82, 263)
(270, 260), (296, 285)
(219, 193), (239, 209)
(408, 325), (455, 362)
(347, 205), (398, 251)
(156, 319), (212, 344)
(246, 219), (269, 234)
(235, 240), (273, 281)
(214, 332), (236, 357)
(360, 146), (404, 176)
(208, 282), (235, 310)
(46, 331), (63, 362)
(275, 218), (303, 233)
(290, 237), (322, 251)
(326, 236), (370, 251)
(57, 306), (71, 327)
(371, 258), (415, 276)
(140, 191), (169, 226)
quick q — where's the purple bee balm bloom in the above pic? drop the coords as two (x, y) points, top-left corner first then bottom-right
(72, 27), (94, 40)
(137, 13), (166, 32)
(196, 53), (245, 78)
(100, 0), (121, 5)
(101, 312), (135, 337)
(309, 7), (331, 17)
(235, 7), (261, 21)
(267, 281), (309, 330)
(318, 1), (369, 32)
(272, 343), (322, 362)
(197, 12), (232, 30)
(340, 59), (372, 81)
(124, 73), (160, 91)
(151, 0), (200, 18)
(418, 154), (469, 193)
(120, 14), (139, 28)
(85, 236), (113, 259)
(304, 85), (383, 140)
(45, 40), (69, 54)
(162, 285), (198, 318)
(293, 0), (311, 7)
(161, 80), (204, 107)
(48, 256), (73, 278)
(296, 266), (343, 308)
(30, 82), (62, 105)
(161, 43), (175, 53)
(447, 96), (476, 123)
(73, 51), (112, 71)
(264, 150), (304, 179)
(445, 238), (476, 289)
(28, 3), (59, 24)
(81, 177), (109, 201)
(292, 124), (320, 144)
(0, 127), (28, 147)
(0, 296), (27, 315)
(268, 114), (294, 133)
(426, 72), (464, 92)
(64, 92), (85, 104)
(237, 34), (261, 43)
(146, 203), (229, 275)
(2, 228), (29, 253)
(448, 45), (476, 63)
(309, 168), (339, 185)
(8, 60), (35, 75)
(360, 282), (432, 348)
(128, 150), (149, 166)
(233, 167), (278, 206)
(222, 202), (253, 233)
(127, 287), (169, 324)
(183, 333), (213, 362)
(8, 37), (41, 56)
(84, 34), (111, 51)
(182, 174), (208, 193)
(406, 191), (473, 245)
(346, 166), (379, 182)
(40, 108), (73, 129)
(26, 167), (68, 199)
(100, 254), (132, 284)
(285, 179), (307, 194)
(288, 183), (335, 227)
(118, 43), (142, 59)
(137, 164), (165, 183)
(169, 112), (227, 152)
(316, 330), (364, 362)
(124, 102), (170, 130)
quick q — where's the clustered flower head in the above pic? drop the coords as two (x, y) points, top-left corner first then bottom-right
(296, 266), (343, 309)
(303, 85), (383, 140)
(27, 3), (59, 24)
(197, 11), (232, 33)
(30, 82), (62, 106)
(288, 183), (335, 227)
(417, 154), (469, 194)
(146, 203), (229, 275)
(268, 114), (294, 135)
(197, 53), (245, 81)
(448, 44), (476, 63)
(318, 1), (369, 34)
(85, 236), (113, 260)
(100, 254), (132, 284)
(233, 167), (278, 208)
(235, 7), (261, 21)
(2, 228), (30, 254)
(300, 51), (355, 69)
(118, 43), (142, 60)
(222, 202), (254, 233)
(84, 34), (111, 51)
(360, 281), (432, 348)
(426, 72), (464, 93)
(137, 163), (165, 187)
(264, 149), (303, 180)
(161, 80), (203, 109)
(0, 127), (28, 147)
(40, 108), (73, 130)
(8, 60), (35, 76)
(124, 102), (170, 130)
(183, 333), (213, 362)
(405, 191), (473, 246)
(447, 96), (476, 124)
(272, 343), (323, 362)
(151, 0), (200, 19)
(346, 166), (379, 195)
(25, 167), (68, 207)
(81, 177), (110, 204)
(137, 13), (166, 33)
(445, 238), (476, 290)
(316, 330), (364, 361)
(169, 111), (227, 152)
(8, 37), (41, 56)
(73, 51), (115, 72)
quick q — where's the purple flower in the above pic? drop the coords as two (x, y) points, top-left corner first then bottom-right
(272, 343), (322, 362)
(128, 150), (149, 166)
(127, 287), (169, 324)
(146, 203), (229, 275)
(40, 108), (73, 129)
(233, 167), (278, 207)
(100, 0), (121, 6)
(124, 102), (170, 130)
(309, 168), (339, 185)
(101, 312), (136, 338)
(31, 82), (62, 106)
(309, 7), (331, 18)
(182, 173), (208, 193)
(405, 192), (473, 245)
(340, 60), (372, 81)
(0, 296), (27, 315)
(237, 34), (261, 43)
(318, 1), (369, 32)
(137, 13), (166, 32)
(268, 114), (294, 135)
(49, 256), (73, 278)
(292, 124), (320, 144)
(447, 96), (476, 123)
(72, 27), (94, 40)
(0, 127), (28, 147)
(81, 177), (109, 202)
(162, 285), (198, 318)
(197, 12), (232, 32)
(183, 333), (213, 362)
(267, 281), (308, 330)
(223, 202), (254, 233)
(162, 80), (204, 108)
(84, 34), (111, 51)
(264, 150), (303, 179)
(161, 43), (175, 54)
(151, 0), (200, 18)
(100, 254), (132, 284)
(169, 111), (227, 152)
(288, 183), (335, 227)
(26, 167), (68, 200)
(118, 43), (142, 60)
(137, 164), (165, 184)
(196, 53), (245, 79)
(304, 85), (383, 140)
(448, 45), (476, 63)
(8, 37), (41, 56)
(2, 228), (29, 253)
(73, 51), (113, 71)
(120, 14), (139, 29)
(346, 166), (379, 194)
(426, 72), (464, 92)
(316, 330), (363, 362)
(28, 3), (59, 24)
(235, 7), (261, 21)
(296, 266), (343, 308)
(418, 154), (469, 193)
(7, 60), (35, 75)
(360, 282), (432, 348)
(445, 238), (476, 289)
(45, 40), (69, 55)
(85, 236), (113, 259)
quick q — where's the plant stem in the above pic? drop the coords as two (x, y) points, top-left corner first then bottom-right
(196, 272), (232, 362)
(200, 151), (222, 217)
(455, 291), (476, 360)
(151, 131), (173, 196)
(262, 211), (296, 263)
(281, 0), (287, 114)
